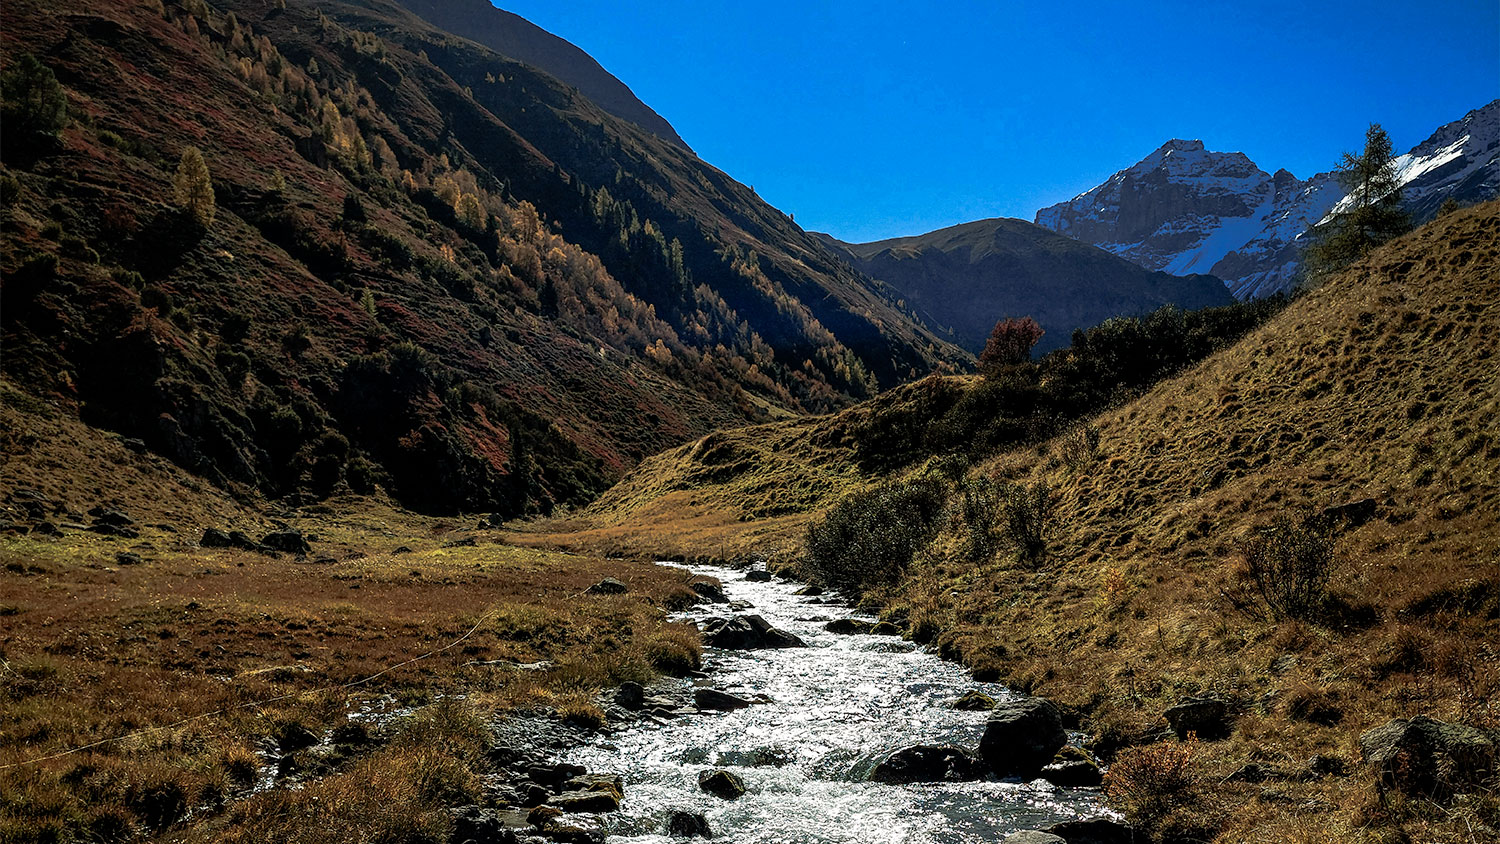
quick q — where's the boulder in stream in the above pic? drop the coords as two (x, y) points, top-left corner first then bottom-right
(551, 790), (619, 813)
(1043, 817), (1136, 844)
(869, 744), (983, 784)
(697, 769), (746, 799)
(952, 690), (997, 711)
(694, 688), (754, 711)
(746, 570), (773, 582)
(1003, 832), (1066, 844)
(701, 615), (807, 649)
(978, 698), (1067, 778)
(666, 810), (713, 838)
(825, 619), (875, 635)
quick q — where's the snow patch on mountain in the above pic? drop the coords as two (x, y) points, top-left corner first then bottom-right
(1036, 100), (1500, 299)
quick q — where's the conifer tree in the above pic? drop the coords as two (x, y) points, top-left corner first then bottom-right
(1304, 123), (1410, 278)
(173, 146), (216, 228)
(1, 53), (68, 146)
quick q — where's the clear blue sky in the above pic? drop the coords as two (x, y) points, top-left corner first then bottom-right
(492, 0), (1499, 243)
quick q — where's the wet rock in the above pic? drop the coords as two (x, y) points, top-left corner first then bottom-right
(583, 578), (628, 596)
(526, 763), (587, 788)
(527, 806), (562, 828)
(794, 585), (824, 596)
(1360, 715), (1497, 798)
(697, 769), (745, 799)
(727, 600), (754, 611)
(1039, 758), (1104, 787)
(825, 618), (875, 635)
(551, 790), (618, 813)
(689, 581), (728, 603)
(746, 570), (773, 582)
(716, 747), (791, 768)
(869, 745), (983, 784)
(522, 784), (550, 807)
(870, 622), (903, 636)
(953, 691), (997, 711)
(539, 824), (603, 844)
(449, 805), (520, 844)
(667, 809), (712, 838)
(694, 688), (754, 711)
(261, 529), (311, 555)
(979, 698), (1067, 778)
(615, 681), (645, 710)
(1003, 832), (1066, 844)
(1164, 697), (1233, 740)
(562, 774), (623, 800)
(1042, 817), (1135, 844)
(701, 615), (806, 649)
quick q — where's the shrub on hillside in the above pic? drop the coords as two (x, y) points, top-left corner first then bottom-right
(1232, 512), (1339, 622)
(804, 477), (948, 592)
(1105, 739), (1210, 840)
(957, 476), (1001, 560)
(1001, 481), (1055, 564)
(978, 316), (1044, 377)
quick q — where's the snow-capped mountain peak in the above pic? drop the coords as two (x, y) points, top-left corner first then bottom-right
(1036, 100), (1500, 298)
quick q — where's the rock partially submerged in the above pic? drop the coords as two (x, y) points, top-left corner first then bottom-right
(868, 745), (983, 784)
(694, 688), (754, 711)
(666, 810), (712, 838)
(697, 769), (745, 799)
(1042, 817), (1135, 844)
(952, 690), (997, 711)
(701, 615), (806, 649)
(979, 698), (1068, 779)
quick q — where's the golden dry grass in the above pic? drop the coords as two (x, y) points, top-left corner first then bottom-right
(0, 402), (712, 842)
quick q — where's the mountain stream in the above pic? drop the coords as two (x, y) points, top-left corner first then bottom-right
(563, 564), (1113, 843)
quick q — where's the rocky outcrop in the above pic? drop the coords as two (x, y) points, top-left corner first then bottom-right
(978, 698), (1068, 778)
(1035, 100), (1500, 299)
(701, 615), (807, 649)
(868, 745), (984, 784)
(1360, 715), (1497, 798)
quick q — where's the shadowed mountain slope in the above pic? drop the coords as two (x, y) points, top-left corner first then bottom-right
(392, 0), (692, 150)
(0, 0), (966, 517)
(819, 218), (1234, 354)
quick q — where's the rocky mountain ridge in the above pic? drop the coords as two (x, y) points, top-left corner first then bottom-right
(1035, 99), (1500, 298)
(819, 219), (1234, 354)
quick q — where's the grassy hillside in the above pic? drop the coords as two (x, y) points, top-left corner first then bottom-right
(0, 0), (966, 520)
(535, 201), (1500, 841)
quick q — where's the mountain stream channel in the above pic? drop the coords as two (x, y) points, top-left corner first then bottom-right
(538, 563), (1117, 843)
